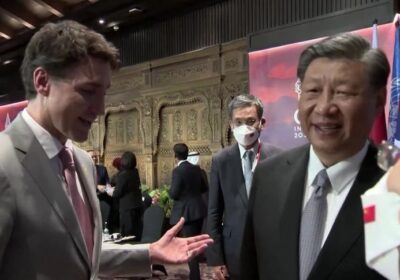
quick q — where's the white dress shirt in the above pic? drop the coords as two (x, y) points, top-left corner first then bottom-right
(303, 143), (368, 246)
(21, 109), (86, 202)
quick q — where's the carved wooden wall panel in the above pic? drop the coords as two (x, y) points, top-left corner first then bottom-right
(80, 39), (248, 188)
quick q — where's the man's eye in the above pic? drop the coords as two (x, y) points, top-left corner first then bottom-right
(246, 119), (256, 125)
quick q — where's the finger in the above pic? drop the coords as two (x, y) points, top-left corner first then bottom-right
(214, 270), (225, 280)
(185, 234), (212, 244)
(186, 243), (208, 259)
(187, 237), (213, 251)
(164, 217), (185, 238)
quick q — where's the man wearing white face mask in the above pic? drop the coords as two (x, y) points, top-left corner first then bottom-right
(206, 94), (282, 280)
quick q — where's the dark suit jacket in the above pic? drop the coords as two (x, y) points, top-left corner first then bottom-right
(207, 142), (282, 278)
(96, 164), (112, 204)
(111, 168), (143, 211)
(169, 161), (208, 225)
(240, 144), (386, 280)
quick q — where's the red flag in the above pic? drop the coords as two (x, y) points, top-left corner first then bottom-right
(369, 21), (388, 145)
(363, 205), (376, 223)
(0, 100), (28, 131)
(370, 110), (388, 145)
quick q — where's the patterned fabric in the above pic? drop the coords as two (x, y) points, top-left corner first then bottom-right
(244, 150), (254, 197)
(299, 169), (331, 280)
(59, 146), (94, 261)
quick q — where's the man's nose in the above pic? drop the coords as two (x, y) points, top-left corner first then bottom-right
(315, 90), (335, 115)
(90, 94), (105, 116)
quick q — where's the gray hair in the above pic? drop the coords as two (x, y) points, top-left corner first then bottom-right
(297, 33), (390, 91)
(228, 94), (264, 120)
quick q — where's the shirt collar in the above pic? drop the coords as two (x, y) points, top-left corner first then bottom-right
(177, 159), (188, 166)
(22, 109), (72, 159)
(308, 142), (369, 194)
(238, 140), (260, 159)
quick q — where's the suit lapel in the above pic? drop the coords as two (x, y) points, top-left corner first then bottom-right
(8, 116), (91, 268)
(229, 144), (248, 207)
(310, 145), (384, 279)
(279, 145), (310, 279)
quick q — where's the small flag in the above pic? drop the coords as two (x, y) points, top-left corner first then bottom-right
(389, 20), (400, 145)
(363, 205), (376, 223)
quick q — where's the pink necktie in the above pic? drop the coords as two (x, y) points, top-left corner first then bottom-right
(59, 146), (94, 261)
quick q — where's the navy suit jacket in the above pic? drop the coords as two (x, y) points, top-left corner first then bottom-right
(169, 161), (208, 225)
(206, 142), (282, 278)
(240, 144), (386, 280)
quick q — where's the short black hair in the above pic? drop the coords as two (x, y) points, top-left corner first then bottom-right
(297, 33), (389, 92)
(173, 143), (189, 160)
(120, 151), (137, 170)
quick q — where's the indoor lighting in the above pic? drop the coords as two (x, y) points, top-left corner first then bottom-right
(98, 18), (105, 25)
(2, 59), (13, 65)
(128, 8), (142, 13)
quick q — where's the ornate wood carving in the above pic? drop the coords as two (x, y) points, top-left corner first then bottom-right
(92, 38), (248, 187)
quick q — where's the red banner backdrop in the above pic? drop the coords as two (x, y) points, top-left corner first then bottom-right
(249, 23), (395, 149)
(0, 100), (28, 131)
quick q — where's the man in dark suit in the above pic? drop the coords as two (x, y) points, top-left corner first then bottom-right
(240, 33), (389, 280)
(207, 94), (282, 279)
(170, 143), (208, 280)
(89, 150), (114, 230)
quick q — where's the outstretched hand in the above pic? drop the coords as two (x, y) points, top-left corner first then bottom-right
(149, 217), (213, 264)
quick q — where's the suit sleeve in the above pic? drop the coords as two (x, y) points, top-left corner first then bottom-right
(200, 169), (209, 193)
(206, 156), (225, 266)
(0, 134), (16, 269)
(98, 243), (151, 277)
(0, 172), (14, 269)
(169, 168), (183, 200)
(112, 173), (125, 199)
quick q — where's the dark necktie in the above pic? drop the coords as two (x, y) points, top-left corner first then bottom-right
(299, 169), (331, 280)
(59, 146), (94, 261)
(244, 150), (254, 197)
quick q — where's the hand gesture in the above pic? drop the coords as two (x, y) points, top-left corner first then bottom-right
(149, 217), (213, 264)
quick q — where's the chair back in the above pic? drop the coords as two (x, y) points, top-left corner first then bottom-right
(140, 205), (166, 243)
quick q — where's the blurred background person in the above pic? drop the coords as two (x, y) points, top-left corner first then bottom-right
(89, 150), (113, 230)
(207, 94), (282, 280)
(110, 151), (144, 239)
(108, 156), (122, 232)
(188, 151), (209, 234)
(169, 143), (208, 280)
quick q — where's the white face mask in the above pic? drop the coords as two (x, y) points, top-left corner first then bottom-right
(232, 124), (260, 147)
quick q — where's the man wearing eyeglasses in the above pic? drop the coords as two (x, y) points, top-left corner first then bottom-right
(206, 94), (281, 280)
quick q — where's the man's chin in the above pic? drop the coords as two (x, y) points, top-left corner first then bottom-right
(70, 132), (89, 143)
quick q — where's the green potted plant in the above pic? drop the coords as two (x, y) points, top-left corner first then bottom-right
(141, 184), (173, 218)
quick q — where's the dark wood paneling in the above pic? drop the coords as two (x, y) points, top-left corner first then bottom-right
(0, 0), (396, 104)
(109, 0), (395, 66)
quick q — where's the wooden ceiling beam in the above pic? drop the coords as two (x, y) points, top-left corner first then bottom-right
(0, 17), (15, 40)
(0, 2), (40, 29)
(33, 0), (65, 17)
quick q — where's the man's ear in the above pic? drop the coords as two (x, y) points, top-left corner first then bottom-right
(260, 118), (266, 128)
(33, 67), (50, 97)
(229, 120), (235, 130)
